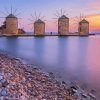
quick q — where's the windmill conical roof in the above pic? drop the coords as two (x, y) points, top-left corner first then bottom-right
(59, 15), (69, 19)
(35, 19), (44, 23)
(6, 14), (17, 19)
(79, 19), (89, 24)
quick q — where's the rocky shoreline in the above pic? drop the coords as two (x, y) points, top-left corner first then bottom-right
(0, 53), (96, 100)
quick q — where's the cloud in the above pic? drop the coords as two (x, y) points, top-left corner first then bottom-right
(87, 14), (100, 32)
(88, 1), (100, 9)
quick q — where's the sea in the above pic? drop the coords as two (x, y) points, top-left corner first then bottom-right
(0, 33), (100, 98)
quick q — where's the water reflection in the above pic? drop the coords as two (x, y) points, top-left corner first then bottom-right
(32, 37), (45, 66)
(75, 37), (89, 79)
(56, 37), (72, 80)
(5, 37), (19, 55)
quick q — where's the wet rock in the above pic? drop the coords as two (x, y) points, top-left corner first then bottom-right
(70, 86), (77, 90)
(49, 72), (55, 78)
(91, 89), (96, 94)
(0, 89), (9, 96)
(69, 86), (78, 95)
(0, 75), (3, 81)
(0, 79), (9, 87)
(88, 93), (96, 99)
(0, 73), (3, 80)
(81, 93), (88, 99)
(62, 81), (66, 85)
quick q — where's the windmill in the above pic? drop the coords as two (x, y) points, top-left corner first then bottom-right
(75, 14), (89, 35)
(54, 9), (69, 35)
(29, 12), (46, 36)
(0, 6), (21, 35)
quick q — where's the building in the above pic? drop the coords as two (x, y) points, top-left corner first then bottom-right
(6, 14), (18, 35)
(0, 21), (6, 34)
(58, 15), (69, 35)
(78, 19), (89, 36)
(34, 19), (45, 35)
(18, 29), (26, 34)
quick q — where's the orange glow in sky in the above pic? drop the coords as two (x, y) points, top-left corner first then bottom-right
(87, 14), (100, 32)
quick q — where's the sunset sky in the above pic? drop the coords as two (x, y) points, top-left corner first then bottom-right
(0, 0), (100, 33)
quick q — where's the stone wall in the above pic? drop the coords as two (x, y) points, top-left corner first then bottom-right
(79, 23), (89, 35)
(58, 18), (69, 35)
(34, 23), (45, 35)
(6, 18), (18, 34)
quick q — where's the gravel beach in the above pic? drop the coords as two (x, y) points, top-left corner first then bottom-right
(0, 53), (96, 100)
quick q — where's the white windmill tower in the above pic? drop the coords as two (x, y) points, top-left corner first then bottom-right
(54, 9), (69, 35)
(0, 7), (21, 35)
(29, 12), (45, 36)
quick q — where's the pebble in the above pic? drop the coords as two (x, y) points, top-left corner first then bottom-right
(1, 80), (9, 88)
(0, 89), (9, 96)
(0, 53), (96, 100)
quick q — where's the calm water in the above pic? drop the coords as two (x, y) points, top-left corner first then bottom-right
(0, 36), (100, 96)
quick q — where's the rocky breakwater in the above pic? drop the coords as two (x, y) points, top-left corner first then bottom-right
(0, 53), (96, 100)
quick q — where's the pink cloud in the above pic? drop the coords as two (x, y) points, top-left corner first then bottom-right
(88, 1), (100, 9)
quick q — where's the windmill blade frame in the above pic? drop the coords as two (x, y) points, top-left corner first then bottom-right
(30, 12), (46, 22)
(13, 8), (18, 15)
(0, 10), (7, 16)
(15, 12), (21, 16)
(4, 7), (9, 15)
